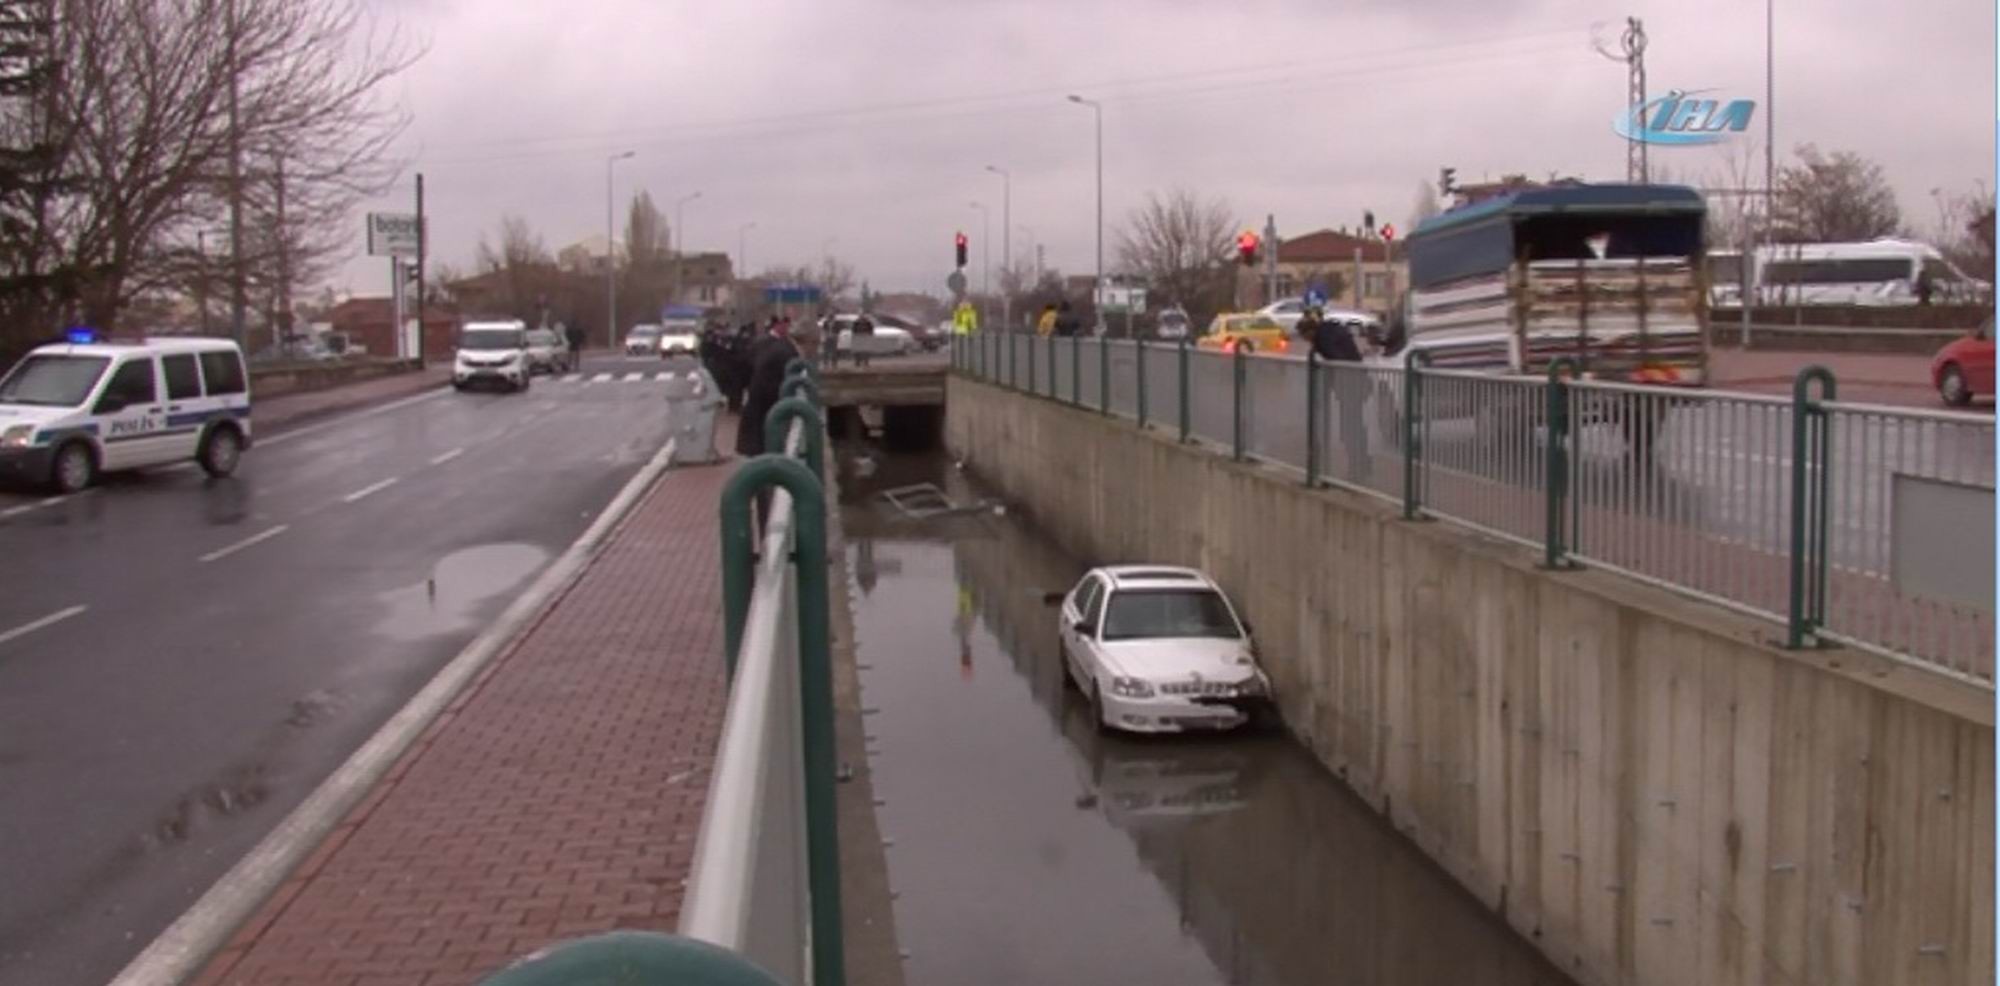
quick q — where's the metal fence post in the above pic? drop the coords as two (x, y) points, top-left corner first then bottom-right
(1028, 329), (1038, 394)
(1045, 333), (1056, 398)
(1543, 358), (1576, 568)
(1178, 338), (1191, 443)
(1099, 334), (1110, 415)
(1305, 351), (1321, 487)
(1136, 340), (1149, 428)
(1232, 345), (1247, 461)
(1788, 366), (1837, 649)
(717, 455), (843, 986)
(1071, 333), (1081, 405)
(1008, 330), (1017, 388)
(1402, 351), (1429, 520)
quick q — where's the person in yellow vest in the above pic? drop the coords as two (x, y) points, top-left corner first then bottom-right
(952, 300), (979, 335)
(1035, 303), (1058, 337)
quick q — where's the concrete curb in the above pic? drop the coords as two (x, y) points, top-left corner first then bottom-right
(107, 436), (681, 986)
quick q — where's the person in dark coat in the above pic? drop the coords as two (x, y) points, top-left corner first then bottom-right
(735, 317), (823, 458)
(1307, 307), (1369, 481)
(1053, 299), (1081, 337)
(563, 322), (587, 372)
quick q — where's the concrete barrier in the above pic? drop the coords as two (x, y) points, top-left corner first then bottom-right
(249, 358), (421, 399)
(946, 375), (1994, 986)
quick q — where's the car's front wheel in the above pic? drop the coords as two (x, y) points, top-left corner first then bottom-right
(49, 441), (95, 494)
(198, 426), (243, 478)
(1940, 363), (1972, 406)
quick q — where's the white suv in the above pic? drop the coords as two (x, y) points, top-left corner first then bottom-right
(452, 321), (531, 392)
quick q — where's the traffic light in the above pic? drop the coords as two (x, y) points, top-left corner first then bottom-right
(1237, 230), (1259, 266)
(1439, 166), (1457, 196)
(955, 231), (967, 269)
(1363, 210), (1376, 234)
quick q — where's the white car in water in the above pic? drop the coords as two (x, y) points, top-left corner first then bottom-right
(1050, 565), (1272, 734)
(829, 314), (913, 358)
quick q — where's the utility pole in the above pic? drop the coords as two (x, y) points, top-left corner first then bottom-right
(605, 151), (634, 350)
(272, 155), (290, 353)
(1263, 214), (1278, 305)
(415, 172), (426, 367)
(1067, 95), (1104, 331)
(196, 230), (211, 336)
(1624, 17), (1649, 183)
(969, 201), (990, 325)
(225, 0), (245, 350)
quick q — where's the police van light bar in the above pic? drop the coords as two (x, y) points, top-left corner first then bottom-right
(65, 327), (99, 345)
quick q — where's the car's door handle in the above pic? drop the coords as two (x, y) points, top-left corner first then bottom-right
(166, 404), (182, 412)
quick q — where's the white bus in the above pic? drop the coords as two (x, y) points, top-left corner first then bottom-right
(1749, 238), (1988, 307)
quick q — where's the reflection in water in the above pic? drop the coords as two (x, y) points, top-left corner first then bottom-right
(840, 444), (1575, 986)
(373, 542), (548, 642)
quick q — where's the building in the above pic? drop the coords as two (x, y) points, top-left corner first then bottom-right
(557, 235), (618, 277)
(1273, 228), (1407, 316)
(666, 252), (735, 308)
(324, 297), (459, 362)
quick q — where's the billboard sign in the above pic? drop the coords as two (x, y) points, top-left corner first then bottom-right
(366, 212), (422, 257)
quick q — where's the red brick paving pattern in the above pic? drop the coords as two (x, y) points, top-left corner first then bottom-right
(193, 453), (736, 986)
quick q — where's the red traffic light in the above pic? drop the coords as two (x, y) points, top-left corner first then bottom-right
(1236, 230), (1260, 266)
(955, 231), (968, 268)
(1381, 223), (1396, 242)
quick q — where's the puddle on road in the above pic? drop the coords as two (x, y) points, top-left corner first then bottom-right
(837, 444), (1577, 986)
(373, 542), (548, 643)
(139, 764), (272, 851)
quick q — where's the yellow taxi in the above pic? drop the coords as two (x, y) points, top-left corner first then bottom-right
(1197, 313), (1291, 355)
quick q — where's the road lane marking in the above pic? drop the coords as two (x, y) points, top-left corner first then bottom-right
(429, 447), (465, 466)
(341, 477), (399, 503)
(590, 372), (612, 383)
(561, 374), (582, 383)
(199, 525), (290, 563)
(0, 490), (96, 519)
(0, 605), (87, 646)
(622, 372), (643, 382)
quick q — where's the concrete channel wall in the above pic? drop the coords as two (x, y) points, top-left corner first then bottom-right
(944, 374), (1995, 986)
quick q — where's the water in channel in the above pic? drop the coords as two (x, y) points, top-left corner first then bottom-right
(835, 441), (1577, 986)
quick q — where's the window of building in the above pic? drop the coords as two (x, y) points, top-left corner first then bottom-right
(1364, 272), (1391, 298)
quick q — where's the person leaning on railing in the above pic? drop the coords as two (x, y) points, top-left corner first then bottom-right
(1303, 306), (1371, 482)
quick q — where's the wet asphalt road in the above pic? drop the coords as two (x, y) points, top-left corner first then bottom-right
(0, 354), (682, 986)
(836, 446), (1575, 986)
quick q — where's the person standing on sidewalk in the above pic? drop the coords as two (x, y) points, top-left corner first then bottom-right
(564, 321), (587, 373)
(735, 317), (823, 458)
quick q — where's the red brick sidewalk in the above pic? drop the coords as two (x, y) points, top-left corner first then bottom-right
(193, 448), (738, 986)
(256, 366), (453, 432)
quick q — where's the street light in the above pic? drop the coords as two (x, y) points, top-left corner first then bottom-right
(1067, 94), (1103, 331)
(1015, 224), (1040, 288)
(605, 150), (635, 350)
(674, 190), (702, 305)
(968, 201), (989, 323)
(986, 164), (1011, 329)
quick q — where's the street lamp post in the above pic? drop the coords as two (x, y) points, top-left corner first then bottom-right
(737, 221), (756, 319)
(1016, 224), (1039, 288)
(605, 150), (635, 350)
(968, 201), (989, 325)
(987, 165), (1010, 330)
(675, 191), (702, 306)
(1067, 94), (1103, 332)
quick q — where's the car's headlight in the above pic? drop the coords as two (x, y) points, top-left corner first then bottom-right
(1, 424), (34, 448)
(1109, 676), (1155, 698)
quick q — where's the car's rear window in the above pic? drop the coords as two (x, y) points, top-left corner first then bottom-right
(198, 351), (247, 396)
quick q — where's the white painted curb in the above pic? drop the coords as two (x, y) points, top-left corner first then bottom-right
(107, 437), (681, 986)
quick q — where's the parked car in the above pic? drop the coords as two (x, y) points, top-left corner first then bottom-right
(1931, 315), (1994, 406)
(1048, 565), (1272, 734)
(1154, 307), (1191, 341)
(1197, 313), (1290, 354)
(624, 324), (662, 357)
(1254, 297), (1311, 333)
(523, 328), (567, 375)
(830, 314), (914, 358)
(658, 319), (700, 358)
(871, 312), (941, 351)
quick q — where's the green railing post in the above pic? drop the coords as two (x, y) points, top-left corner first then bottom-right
(1178, 338), (1192, 443)
(784, 358), (817, 386)
(780, 376), (819, 406)
(1046, 332), (1057, 398)
(1136, 340), (1149, 428)
(1231, 344), (1247, 461)
(1305, 351), (1321, 487)
(1788, 366), (1836, 649)
(1028, 329), (1038, 394)
(478, 932), (788, 986)
(1402, 351), (1429, 520)
(1099, 334), (1110, 415)
(717, 455), (843, 986)
(764, 398), (825, 479)
(1071, 333), (1081, 405)
(1008, 330), (1018, 388)
(1543, 357), (1577, 568)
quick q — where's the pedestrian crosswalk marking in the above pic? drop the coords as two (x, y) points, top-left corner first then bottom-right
(547, 371), (690, 385)
(622, 372), (643, 382)
(590, 372), (612, 383)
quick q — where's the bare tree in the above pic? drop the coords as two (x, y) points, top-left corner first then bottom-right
(1770, 144), (1901, 243)
(1115, 187), (1235, 315)
(814, 255), (856, 304)
(0, 0), (416, 352)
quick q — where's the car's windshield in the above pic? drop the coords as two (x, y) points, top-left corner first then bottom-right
(629, 327), (660, 339)
(525, 330), (556, 345)
(1101, 589), (1242, 641)
(461, 329), (523, 350)
(0, 354), (112, 407)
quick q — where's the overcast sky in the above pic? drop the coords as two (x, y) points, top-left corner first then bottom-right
(337, 0), (1995, 299)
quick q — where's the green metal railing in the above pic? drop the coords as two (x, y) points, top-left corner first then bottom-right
(482, 366), (843, 986)
(948, 335), (1995, 681)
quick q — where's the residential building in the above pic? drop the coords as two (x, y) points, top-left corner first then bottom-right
(558, 235), (619, 277)
(666, 252), (735, 308)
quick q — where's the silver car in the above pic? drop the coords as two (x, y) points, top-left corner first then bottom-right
(523, 328), (567, 374)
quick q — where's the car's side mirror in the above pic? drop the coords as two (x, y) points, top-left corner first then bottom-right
(1073, 620), (1095, 636)
(1041, 591), (1066, 605)
(1240, 620), (1254, 635)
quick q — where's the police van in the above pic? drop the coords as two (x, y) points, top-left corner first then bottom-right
(0, 330), (252, 493)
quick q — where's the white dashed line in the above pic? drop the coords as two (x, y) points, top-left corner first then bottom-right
(429, 447), (465, 466)
(198, 525), (290, 563)
(590, 373), (612, 383)
(0, 604), (87, 647)
(622, 372), (643, 382)
(0, 490), (93, 519)
(341, 477), (399, 503)
(561, 374), (582, 383)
